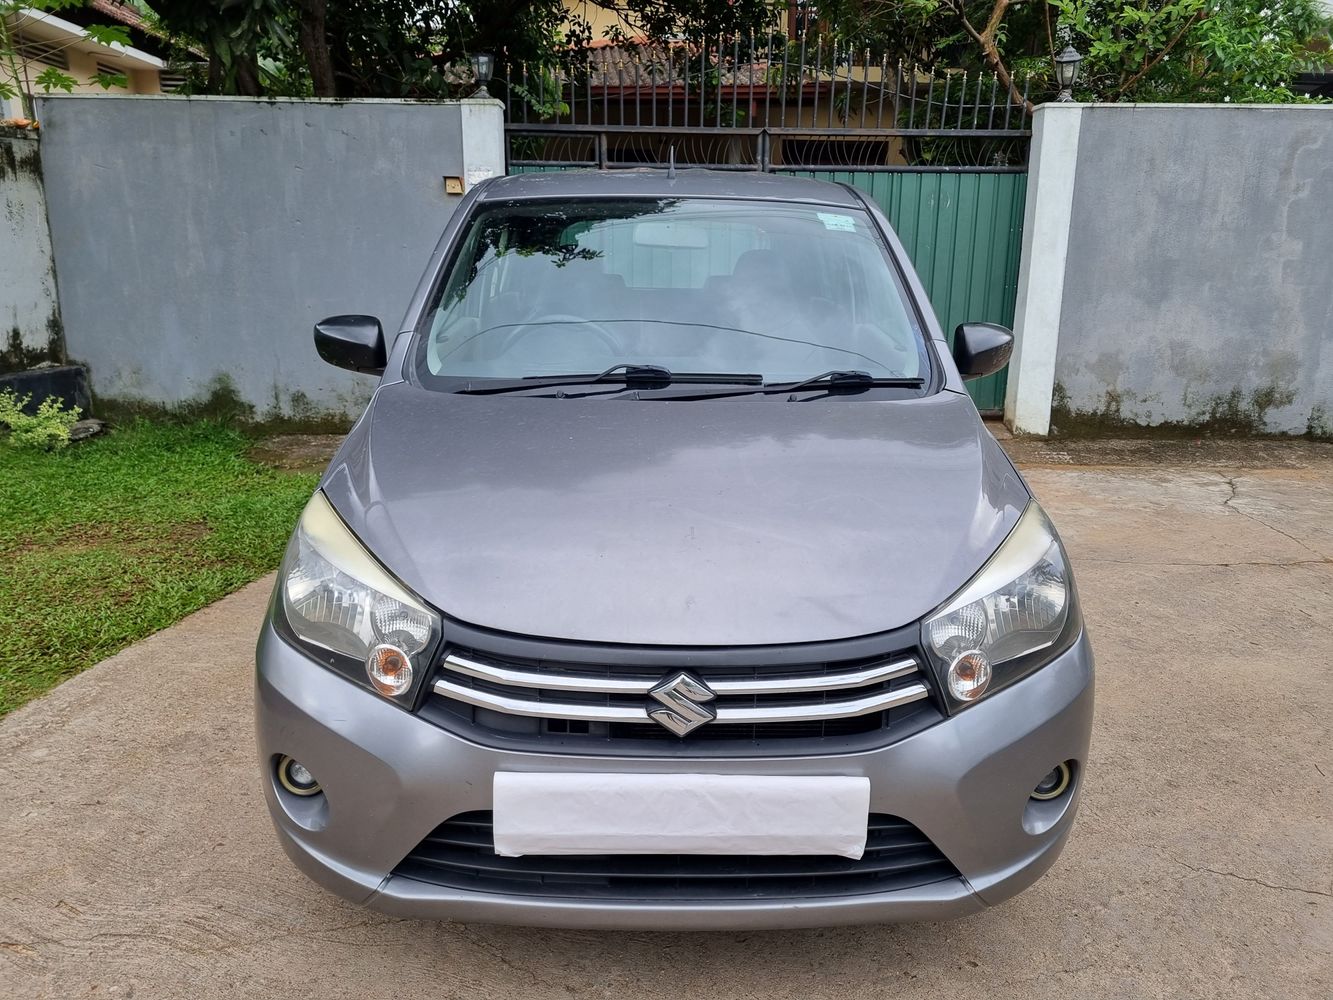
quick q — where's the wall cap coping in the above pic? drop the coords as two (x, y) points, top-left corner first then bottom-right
(1035, 101), (1332, 112)
(36, 94), (504, 108)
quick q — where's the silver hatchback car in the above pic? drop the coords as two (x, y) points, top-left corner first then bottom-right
(256, 170), (1093, 930)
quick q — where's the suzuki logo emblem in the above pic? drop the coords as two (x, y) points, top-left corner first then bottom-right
(647, 671), (717, 736)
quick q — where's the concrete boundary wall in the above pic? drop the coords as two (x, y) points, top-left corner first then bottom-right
(1007, 103), (1333, 437)
(35, 95), (504, 421)
(1004, 107), (1082, 436)
(1, 127), (63, 372)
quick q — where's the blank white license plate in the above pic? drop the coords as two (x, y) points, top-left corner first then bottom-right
(492, 772), (870, 860)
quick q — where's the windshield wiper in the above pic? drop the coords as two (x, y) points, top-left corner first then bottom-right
(769, 370), (880, 393)
(454, 364), (762, 396)
(637, 371), (925, 401)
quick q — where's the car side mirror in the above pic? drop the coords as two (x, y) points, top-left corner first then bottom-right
(314, 315), (387, 375)
(952, 323), (1013, 381)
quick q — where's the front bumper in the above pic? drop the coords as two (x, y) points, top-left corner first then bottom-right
(255, 620), (1094, 930)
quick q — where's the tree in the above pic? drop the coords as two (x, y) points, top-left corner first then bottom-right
(296, 0), (334, 96)
(140, 1), (785, 100)
(1058, 0), (1331, 102)
(814, 0), (1331, 106)
(142, 0), (293, 97)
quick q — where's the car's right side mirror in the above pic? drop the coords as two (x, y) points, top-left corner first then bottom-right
(952, 323), (1014, 381)
(314, 315), (387, 375)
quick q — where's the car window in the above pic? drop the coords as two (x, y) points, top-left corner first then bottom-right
(416, 197), (929, 386)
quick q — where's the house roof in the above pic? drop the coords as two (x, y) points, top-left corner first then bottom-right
(9, 5), (166, 70)
(61, 0), (179, 62)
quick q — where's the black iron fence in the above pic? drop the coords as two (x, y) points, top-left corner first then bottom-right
(502, 37), (1034, 172)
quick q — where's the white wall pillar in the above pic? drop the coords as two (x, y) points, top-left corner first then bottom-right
(460, 97), (506, 192)
(1005, 104), (1084, 436)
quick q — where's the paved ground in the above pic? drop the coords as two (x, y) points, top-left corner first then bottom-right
(2, 440), (1331, 999)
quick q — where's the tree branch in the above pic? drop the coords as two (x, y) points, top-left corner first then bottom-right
(946, 0), (1034, 115)
(1114, 10), (1204, 97)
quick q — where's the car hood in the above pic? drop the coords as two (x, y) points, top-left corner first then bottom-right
(320, 382), (1029, 646)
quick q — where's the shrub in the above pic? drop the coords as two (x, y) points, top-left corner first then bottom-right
(0, 389), (82, 450)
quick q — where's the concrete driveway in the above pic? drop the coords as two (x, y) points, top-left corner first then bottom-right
(2, 441), (1330, 999)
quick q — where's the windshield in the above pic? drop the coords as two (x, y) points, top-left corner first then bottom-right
(414, 197), (930, 388)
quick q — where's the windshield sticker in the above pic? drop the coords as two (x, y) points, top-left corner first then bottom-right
(817, 213), (857, 232)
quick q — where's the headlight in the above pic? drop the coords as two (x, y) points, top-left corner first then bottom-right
(922, 502), (1073, 710)
(279, 491), (440, 704)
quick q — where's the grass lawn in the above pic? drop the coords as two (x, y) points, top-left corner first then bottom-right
(0, 422), (318, 716)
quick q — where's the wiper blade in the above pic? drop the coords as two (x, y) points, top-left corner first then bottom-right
(768, 370), (880, 393)
(640, 371), (925, 401)
(455, 365), (762, 396)
(456, 364), (669, 395)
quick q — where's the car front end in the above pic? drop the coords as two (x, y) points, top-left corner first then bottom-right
(256, 170), (1093, 929)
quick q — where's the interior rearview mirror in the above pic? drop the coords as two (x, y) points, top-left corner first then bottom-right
(952, 323), (1013, 381)
(314, 315), (387, 375)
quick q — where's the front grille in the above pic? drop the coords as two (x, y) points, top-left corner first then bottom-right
(420, 642), (943, 755)
(392, 811), (961, 900)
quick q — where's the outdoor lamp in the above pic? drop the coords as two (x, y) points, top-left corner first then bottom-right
(1054, 45), (1083, 102)
(471, 52), (495, 96)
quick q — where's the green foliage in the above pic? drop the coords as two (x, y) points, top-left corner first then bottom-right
(137, 2), (785, 100)
(0, 420), (319, 715)
(1055, 0), (1329, 102)
(0, 0), (142, 117)
(142, 0), (296, 96)
(508, 67), (570, 121)
(819, 0), (1329, 104)
(83, 23), (133, 48)
(93, 71), (130, 90)
(32, 65), (75, 93)
(0, 390), (81, 451)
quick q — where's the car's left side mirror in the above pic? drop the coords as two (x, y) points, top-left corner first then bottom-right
(314, 315), (387, 375)
(952, 323), (1014, 381)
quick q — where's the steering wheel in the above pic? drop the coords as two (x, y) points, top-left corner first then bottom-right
(496, 314), (621, 359)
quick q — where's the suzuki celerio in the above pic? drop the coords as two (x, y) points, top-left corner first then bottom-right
(257, 170), (1093, 929)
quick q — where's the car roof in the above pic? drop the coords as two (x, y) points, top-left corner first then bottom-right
(476, 168), (863, 207)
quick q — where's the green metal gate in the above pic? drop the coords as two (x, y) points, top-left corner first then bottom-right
(781, 171), (1026, 411)
(503, 40), (1033, 413)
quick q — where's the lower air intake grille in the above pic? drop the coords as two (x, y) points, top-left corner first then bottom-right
(392, 811), (960, 900)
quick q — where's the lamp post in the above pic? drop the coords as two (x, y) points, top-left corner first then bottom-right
(470, 52), (495, 97)
(1054, 45), (1083, 102)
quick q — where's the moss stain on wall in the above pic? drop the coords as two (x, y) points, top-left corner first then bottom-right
(94, 374), (356, 435)
(1050, 380), (1325, 440)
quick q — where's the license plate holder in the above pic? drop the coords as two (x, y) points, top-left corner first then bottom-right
(492, 772), (870, 860)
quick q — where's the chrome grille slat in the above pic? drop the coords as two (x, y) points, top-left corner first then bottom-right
(432, 651), (931, 728)
(442, 652), (919, 695)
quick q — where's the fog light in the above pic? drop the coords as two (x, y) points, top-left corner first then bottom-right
(947, 649), (991, 701)
(366, 642), (413, 696)
(277, 755), (321, 796)
(1031, 761), (1072, 801)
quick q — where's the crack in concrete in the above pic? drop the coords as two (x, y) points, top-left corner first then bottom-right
(1216, 473), (1328, 557)
(1171, 858), (1331, 899)
(1084, 557), (1332, 568)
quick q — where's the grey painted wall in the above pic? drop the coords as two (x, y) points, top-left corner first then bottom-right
(1, 128), (63, 372)
(1054, 105), (1332, 436)
(34, 96), (493, 420)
